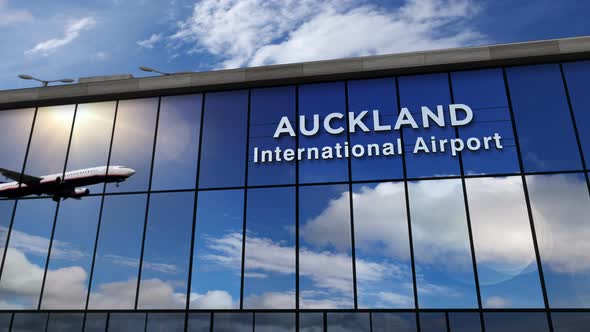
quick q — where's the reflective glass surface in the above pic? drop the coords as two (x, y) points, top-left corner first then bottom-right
(562, 61), (590, 168)
(213, 312), (252, 332)
(371, 312), (416, 332)
(46, 313), (84, 332)
(11, 312), (47, 332)
(484, 312), (549, 332)
(107, 313), (146, 332)
(327, 312), (370, 332)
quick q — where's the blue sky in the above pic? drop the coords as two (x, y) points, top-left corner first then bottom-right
(0, 0), (589, 90)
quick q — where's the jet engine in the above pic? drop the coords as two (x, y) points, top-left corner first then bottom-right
(65, 188), (90, 200)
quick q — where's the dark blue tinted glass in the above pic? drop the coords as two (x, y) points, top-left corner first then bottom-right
(466, 176), (544, 308)
(244, 187), (295, 309)
(191, 190), (243, 309)
(11, 312), (47, 332)
(352, 182), (413, 308)
(84, 313), (107, 332)
(300, 313), (323, 332)
(451, 69), (519, 175)
(248, 86), (296, 185)
(88, 194), (147, 309)
(0, 313), (9, 332)
(398, 73), (460, 178)
(42, 197), (102, 309)
(299, 184), (354, 308)
(107, 98), (158, 193)
(506, 64), (582, 172)
(108, 313), (146, 332)
(552, 312), (590, 332)
(188, 313), (211, 332)
(0, 199), (56, 309)
(138, 192), (193, 309)
(484, 312), (549, 332)
(562, 61), (590, 168)
(255, 313), (295, 332)
(146, 313), (186, 331)
(199, 90), (248, 188)
(419, 313), (446, 332)
(299, 82), (348, 183)
(152, 94), (202, 190)
(448, 312), (481, 332)
(348, 78), (403, 180)
(527, 173), (590, 308)
(371, 313), (416, 332)
(213, 312), (252, 332)
(46, 313), (84, 332)
(327, 313), (370, 332)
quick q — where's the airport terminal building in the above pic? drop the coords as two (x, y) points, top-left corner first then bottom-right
(0, 36), (589, 331)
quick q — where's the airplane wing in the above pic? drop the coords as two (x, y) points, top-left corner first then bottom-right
(0, 168), (43, 184)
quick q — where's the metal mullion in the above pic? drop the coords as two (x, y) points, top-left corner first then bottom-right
(39, 103), (78, 309)
(395, 76), (421, 332)
(447, 72), (486, 332)
(502, 67), (554, 331)
(134, 97), (162, 310)
(83, 100), (119, 330)
(240, 90), (252, 309)
(295, 85), (300, 320)
(0, 106), (38, 285)
(445, 311), (450, 332)
(185, 93), (207, 331)
(343, 81), (359, 309)
(209, 312), (214, 332)
(559, 64), (590, 195)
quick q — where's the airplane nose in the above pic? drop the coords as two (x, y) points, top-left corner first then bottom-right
(127, 168), (136, 176)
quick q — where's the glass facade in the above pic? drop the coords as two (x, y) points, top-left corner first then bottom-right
(0, 60), (588, 331)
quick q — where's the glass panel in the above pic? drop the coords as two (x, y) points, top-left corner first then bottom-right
(552, 312), (590, 332)
(187, 313), (211, 332)
(213, 313), (252, 332)
(448, 312), (481, 332)
(300, 313), (323, 332)
(199, 90), (248, 188)
(352, 182), (413, 308)
(0, 108), (35, 197)
(108, 313), (146, 332)
(42, 197), (101, 309)
(88, 194), (147, 309)
(419, 313), (446, 332)
(255, 313), (295, 332)
(563, 61), (590, 168)
(0, 313), (10, 332)
(506, 64), (582, 172)
(327, 313), (370, 332)
(299, 184), (354, 308)
(23, 105), (75, 198)
(0, 201), (15, 269)
(138, 192), (193, 309)
(348, 78), (403, 181)
(409, 179), (477, 308)
(106, 98), (158, 193)
(466, 176), (544, 308)
(371, 312), (416, 332)
(299, 82), (349, 183)
(398, 73), (459, 178)
(84, 313), (107, 332)
(244, 187), (295, 309)
(65, 102), (116, 193)
(146, 313), (185, 331)
(151, 94), (202, 190)
(484, 312), (549, 332)
(248, 86), (296, 185)
(11, 312), (47, 332)
(190, 190), (243, 309)
(46, 313), (84, 332)
(451, 69), (519, 175)
(527, 173), (590, 307)
(0, 198), (56, 309)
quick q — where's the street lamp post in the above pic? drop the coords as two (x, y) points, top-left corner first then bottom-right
(139, 66), (192, 76)
(18, 74), (74, 87)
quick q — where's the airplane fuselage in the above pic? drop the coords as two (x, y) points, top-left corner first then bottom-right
(0, 166), (135, 199)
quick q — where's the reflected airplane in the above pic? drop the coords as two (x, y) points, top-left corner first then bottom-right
(0, 166), (135, 202)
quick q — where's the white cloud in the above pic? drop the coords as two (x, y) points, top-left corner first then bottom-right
(485, 296), (511, 308)
(171, 0), (483, 68)
(137, 33), (162, 49)
(190, 290), (234, 309)
(25, 17), (96, 57)
(102, 254), (181, 274)
(0, 0), (33, 26)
